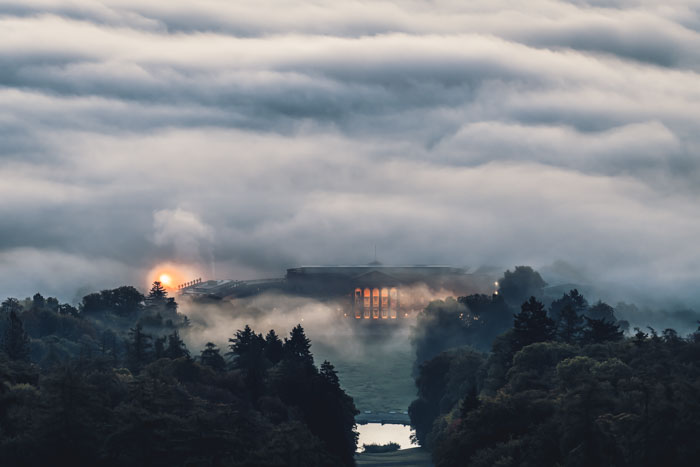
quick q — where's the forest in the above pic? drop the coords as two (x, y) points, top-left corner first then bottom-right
(4, 267), (700, 466)
(0, 282), (358, 466)
(410, 267), (700, 467)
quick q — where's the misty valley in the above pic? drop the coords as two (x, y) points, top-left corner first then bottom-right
(3, 266), (700, 466)
(4, 0), (700, 465)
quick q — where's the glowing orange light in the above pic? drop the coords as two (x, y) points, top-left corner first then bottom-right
(147, 263), (195, 292)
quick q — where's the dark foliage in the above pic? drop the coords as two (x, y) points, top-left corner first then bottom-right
(409, 347), (485, 447)
(588, 300), (616, 322)
(199, 342), (226, 371)
(557, 304), (584, 343)
(410, 288), (700, 467)
(283, 324), (314, 366)
(413, 295), (511, 371)
(0, 315), (359, 467)
(1, 286), (359, 466)
(141, 282), (184, 328)
(1, 298), (23, 314)
(80, 286), (144, 316)
(498, 266), (547, 306)
(512, 296), (556, 352)
(125, 323), (152, 371)
(549, 289), (588, 323)
(264, 329), (284, 365)
(1, 310), (31, 361)
(581, 316), (624, 344)
(362, 442), (400, 453)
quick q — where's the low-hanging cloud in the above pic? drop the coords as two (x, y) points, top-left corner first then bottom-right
(1, 0), (700, 309)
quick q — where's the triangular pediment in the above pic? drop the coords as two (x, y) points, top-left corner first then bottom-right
(351, 270), (400, 286)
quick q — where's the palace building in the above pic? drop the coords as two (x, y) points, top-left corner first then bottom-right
(181, 263), (496, 320)
(286, 264), (490, 319)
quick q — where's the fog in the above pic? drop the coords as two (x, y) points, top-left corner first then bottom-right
(2, 1), (700, 312)
(179, 291), (423, 411)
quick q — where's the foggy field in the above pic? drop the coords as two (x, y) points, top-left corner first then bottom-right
(180, 294), (419, 413)
(312, 324), (417, 413)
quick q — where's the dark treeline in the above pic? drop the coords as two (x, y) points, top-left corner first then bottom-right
(412, 266), (631, 369)
(0, 282), (190, 367)
(0, 283), (358, 466)
(410, 266), (700, 467)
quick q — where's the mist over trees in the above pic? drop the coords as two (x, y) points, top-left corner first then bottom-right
(4, 264), (700, 466)
(498, 266), (547, 306)
(413, 294), (511, 371)
(409, 269), (700, 467)
(0, 284), (358, 466)
(412, 266), (638, 370)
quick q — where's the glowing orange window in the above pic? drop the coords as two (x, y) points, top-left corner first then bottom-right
(364, 288), (371, 308)
(381, 288), (389, 308)
(372, 288), (379, 308)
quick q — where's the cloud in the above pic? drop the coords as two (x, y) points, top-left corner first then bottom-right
(0, 248), (133, 302)
(152, 208), (213, 264)
(1, 1), (699, 307)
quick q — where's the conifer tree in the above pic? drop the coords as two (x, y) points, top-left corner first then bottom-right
(31, 292), (46, 311)
(512, 296), (555, 352)
(1, 297), (23, 314)
(264, 329), (283, 365)
(549, 289), (588, 323)
(228, 325), (255, 362)
(581, 316), (623, 344)
(284, 324), (313, 366)
(320, 360), (340, 388)
(153, 335), (167, 359)
(199, 342), (226, 371)
(126, 323), (152, 371)
(1, 310), (31, 361)
(147, 281), (167, 302)
(145, 281), (168, 312)
(557, 303), (584, 344)
(165, 330), (189, 359)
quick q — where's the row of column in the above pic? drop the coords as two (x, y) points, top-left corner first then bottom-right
(353, 287), (399, 319)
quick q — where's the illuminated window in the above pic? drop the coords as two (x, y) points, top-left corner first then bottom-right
(372, 288), (379, 308)
(364, 288), (371, 309)
(381, 288), (389, 308)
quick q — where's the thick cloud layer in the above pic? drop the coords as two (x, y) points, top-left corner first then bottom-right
(1, 1), (699, 305)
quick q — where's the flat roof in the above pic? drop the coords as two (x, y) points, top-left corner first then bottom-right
(289, 264), (462, 269)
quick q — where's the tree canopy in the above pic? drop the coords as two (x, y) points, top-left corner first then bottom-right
(498, 266), (547, 306)
(410, 287), (700, 467)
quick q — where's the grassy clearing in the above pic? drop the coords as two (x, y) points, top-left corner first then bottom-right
(356, 447), (433, 467)
(312, 324), (416, 412)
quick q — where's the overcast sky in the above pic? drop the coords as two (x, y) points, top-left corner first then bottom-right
(1, 0), (700, 304)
